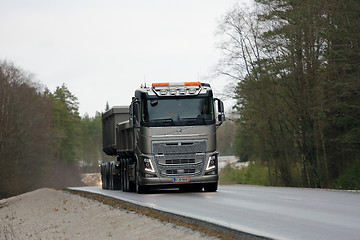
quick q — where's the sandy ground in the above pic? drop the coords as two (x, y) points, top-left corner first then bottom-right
(0, 188), (215, 240)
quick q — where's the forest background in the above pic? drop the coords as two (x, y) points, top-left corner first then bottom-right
(0, 61), (107, 198)
(217, 0), (359, 189)
(1, 0), (359, 198)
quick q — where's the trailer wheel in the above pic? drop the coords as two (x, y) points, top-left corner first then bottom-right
(120, 159), (125, 191)
(110, 162), (120, 190)
(109, 163), (114, 190)
(106, 163), (111, 190)
(121, 158), (127, 192)
(123, 159), (129, 192)
(103, 163), (110, 190)
(204, 182), (218, 192)
(101, 164), (106, 189)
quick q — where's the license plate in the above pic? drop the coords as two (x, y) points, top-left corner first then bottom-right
(173, 176), (190, 183)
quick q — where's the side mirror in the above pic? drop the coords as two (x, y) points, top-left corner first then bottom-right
(129, 102), (134, 126)
(130, 98), (140, 128)
(214, 98), (225, 127)
(218, 113), (225, 122)
(218, 100), (224, 113)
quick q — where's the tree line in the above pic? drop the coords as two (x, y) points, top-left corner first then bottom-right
(217, 0), (360, 189)
(0, 59), (237, 198)
(0, 61), (104, 198)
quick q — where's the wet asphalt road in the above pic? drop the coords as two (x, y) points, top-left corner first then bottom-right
(69, 185), (360, 240)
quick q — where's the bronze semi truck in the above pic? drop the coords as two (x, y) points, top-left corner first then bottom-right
(101, 82), (225, 193)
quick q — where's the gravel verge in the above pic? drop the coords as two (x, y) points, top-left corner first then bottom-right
(0, 188), (216, 240)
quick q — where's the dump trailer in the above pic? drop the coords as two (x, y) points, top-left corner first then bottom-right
(101, 82), (225, 193)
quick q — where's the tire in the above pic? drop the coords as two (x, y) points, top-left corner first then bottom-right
(109, 163), (114, 190)
(121, 159), (129, 192)
(111, 163), (120, 190)
(113, 174), (120, 190)
(128, 176), (136, 192)
(121, 159), (127, 192)
(125, 159), (129, 192)
(101, 165), (106, 189)
(104, 164), (110, 190)
(128, 158), (136, 192)
(204, 182), (218, 192)
(120, 159), (125, 191)
(135, 163), (147, 194)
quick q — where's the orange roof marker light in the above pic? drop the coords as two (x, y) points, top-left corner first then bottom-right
(152, 82), (169, 87)
(185, 82), (201, 86)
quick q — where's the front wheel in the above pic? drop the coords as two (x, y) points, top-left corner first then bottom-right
(204, 182), (218, 192)
(135, 164), (147, 194)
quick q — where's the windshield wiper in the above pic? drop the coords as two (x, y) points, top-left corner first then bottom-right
(152, 118), (175, 126)
(179, 117), (206, 125)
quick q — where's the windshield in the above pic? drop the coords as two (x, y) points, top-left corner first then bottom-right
(142, 97), (215, 127)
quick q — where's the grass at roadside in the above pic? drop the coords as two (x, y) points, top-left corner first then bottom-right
(219, 163), (271, 186)
(219, 160), (360, 190)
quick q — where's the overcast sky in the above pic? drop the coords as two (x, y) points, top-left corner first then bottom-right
(0, 0), (249, 116)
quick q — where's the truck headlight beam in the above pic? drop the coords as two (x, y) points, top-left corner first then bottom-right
(206, 155), (217, 171)
(144, 158), (155, 173)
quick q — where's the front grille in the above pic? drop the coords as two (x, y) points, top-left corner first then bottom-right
(166, 168), (196, 175)
(165, 159), (195, 164)
(152, 140), (206, 177)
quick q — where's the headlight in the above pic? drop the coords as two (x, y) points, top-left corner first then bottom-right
(206, 155), (217, 171)
(144, 158), (155, 173)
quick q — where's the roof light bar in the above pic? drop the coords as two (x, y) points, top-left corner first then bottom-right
(152, 82), (202, 87)
(151, 82), (203, 96)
